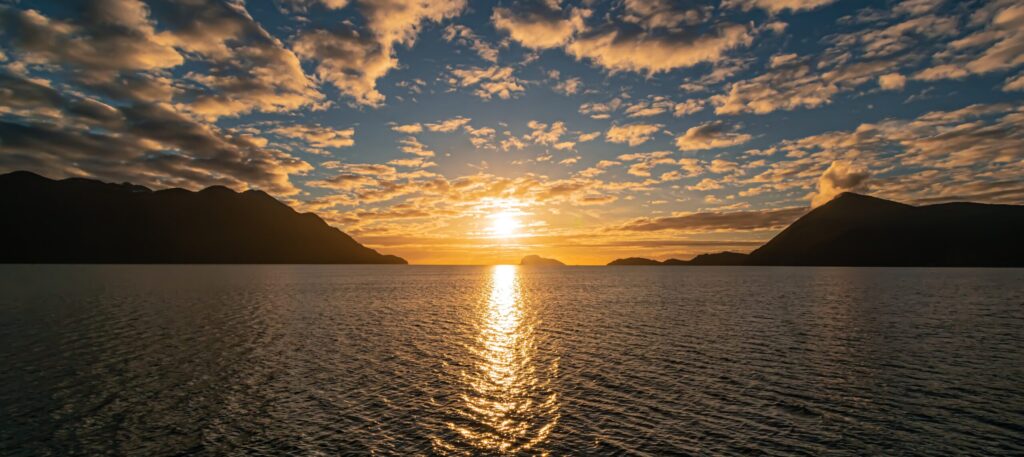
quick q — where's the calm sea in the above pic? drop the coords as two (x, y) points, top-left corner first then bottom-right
(1, 265), (1022, 455)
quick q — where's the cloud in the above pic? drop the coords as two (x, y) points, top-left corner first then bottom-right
(444, 24), (498, 62)
(579, 98), (623, 119)
(675, 121), (752, 151)
(722, 0), (838, 13)
(0, 2), (182, 75)
(878, 72), (907, 90)
(565, 24), (752, 74)
(553, 77), (582, 95)
(606, 123), (663, 146)
(426, 116), (472, 132)
(492, 3), (588, 49)
(449, 66), (525, 100)
(623, 96), (675, 118)
(809, 160), (870, 207)
(0, 0), (324, 119)
(617, 151), (677, 177)
(272, 124), (355, 149)
(0, 72), (310, 195)
(278, 0), (350, 12)
(1005, 72), (1024, 91)
(291, 27), (388, 107)
(713, 58), (898, 115)
(620, 207), (808, 232)
(673, 99), (707, 117)
(688, 178), (723, 191)
(399, 137), (436, 157)
(392, 123), (424, 134)
(914, 0), (1024, 81)
(526, 121), (569, 146)
(623, 0), (704, 29)
(291, 0), (467, 107)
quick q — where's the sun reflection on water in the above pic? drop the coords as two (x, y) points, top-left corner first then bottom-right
(434, 265), (559, 455)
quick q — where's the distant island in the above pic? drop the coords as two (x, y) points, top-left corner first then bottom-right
(0, 171), (406, 264)
(520, 255), (566, 266)
(609, 192), (1024, 267)
(609, 252), (748, 266)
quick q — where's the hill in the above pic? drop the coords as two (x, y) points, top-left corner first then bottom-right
(0, 171), (406, 264)
(745, 192), (1024, 266)
(520, 255), (566, 266)
(609, 193), (1024, 267)
(608, 252), (747, 266)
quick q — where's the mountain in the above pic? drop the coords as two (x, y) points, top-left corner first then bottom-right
(609, 193), (1024, 267)
(685, 251), (749, 265)
(608, 252), (747, 266)
(746, 192), (1024, 266)
(608, 257), (664, 266)
(520, 255), (566, 266)
(0, 171), (406, 264)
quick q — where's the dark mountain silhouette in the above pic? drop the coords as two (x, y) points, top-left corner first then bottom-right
(683, 251), (749, 265)
(608, 257), (665, 266)
(610, 193), (1024, 267)
(609, 252), (747, 266)
(520, 255), (566, 266)
(746, 192), (1024, 266)
(0, 171), (406, 264)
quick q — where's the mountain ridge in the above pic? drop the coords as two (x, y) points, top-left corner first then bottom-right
(0, 171), (406, 264)
(609, 192), (1024, 267)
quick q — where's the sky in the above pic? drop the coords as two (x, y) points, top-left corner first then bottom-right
(0, 0), (1022, 265)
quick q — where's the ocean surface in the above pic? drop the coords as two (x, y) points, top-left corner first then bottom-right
(1, 265), (1022, 456)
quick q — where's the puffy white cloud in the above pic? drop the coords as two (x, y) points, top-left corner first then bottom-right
(565, 24), (752, 74)
(292, 28), (388, 107)
(526, 121), (569, 146)
(392, 123), (424, 134)
(291, 0), (467, 107)
(492, 4), (588, 49)
(878, 72), (907, 90)
(449, 66), (525, 100)
(675, 122), (752, 151)
(809, 160), (870, 207)
(673, 99), (707, 117)
(606, 123), (663, 146)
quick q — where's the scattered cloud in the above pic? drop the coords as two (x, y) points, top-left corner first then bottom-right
(606, 123), (663, 146)
(675, 121), (752, 151)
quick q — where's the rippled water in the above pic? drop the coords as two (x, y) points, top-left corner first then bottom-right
(1, 265), (1023, 455)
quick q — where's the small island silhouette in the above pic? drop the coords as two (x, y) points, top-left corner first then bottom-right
(0, 171), (406, 264)
(520, 255), (566, 266)
(609, 192), (1024, 267)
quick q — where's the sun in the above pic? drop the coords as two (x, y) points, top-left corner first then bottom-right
(488, 211), (522, 238)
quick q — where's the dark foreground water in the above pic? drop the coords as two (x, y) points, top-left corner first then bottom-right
(1, 265), (1022, 456)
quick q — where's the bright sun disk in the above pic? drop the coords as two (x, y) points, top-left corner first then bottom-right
(489, 211), (521, 238)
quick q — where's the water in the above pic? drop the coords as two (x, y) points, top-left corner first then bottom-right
(1, 265), (1022, 456)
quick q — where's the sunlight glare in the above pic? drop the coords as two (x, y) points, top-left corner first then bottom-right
(488, 211), (522, 238)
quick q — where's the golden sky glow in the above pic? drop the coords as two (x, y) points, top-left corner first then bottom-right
(1, 0), (1022, 265)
